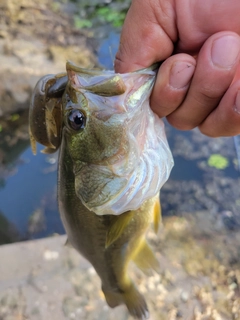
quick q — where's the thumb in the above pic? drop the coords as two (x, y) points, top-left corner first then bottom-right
(114, 0), (175, 73)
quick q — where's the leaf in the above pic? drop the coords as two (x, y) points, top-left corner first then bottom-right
(96, 6), (126, 27)
(74, 16), (92, 29)
(207, 154), (229, 170)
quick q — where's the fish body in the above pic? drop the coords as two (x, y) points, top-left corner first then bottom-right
(29, 62), (174, 319)
(59, 137), (160, 318)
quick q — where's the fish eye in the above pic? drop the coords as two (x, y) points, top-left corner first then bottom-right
(68, 109), (86, 130)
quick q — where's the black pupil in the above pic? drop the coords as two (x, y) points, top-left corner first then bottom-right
(68, 110), (85, 130)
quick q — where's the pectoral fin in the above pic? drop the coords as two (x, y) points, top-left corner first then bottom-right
(133, 239), (160, 275)
(153, 196), (161, 234)
(105, 211), (134, 248)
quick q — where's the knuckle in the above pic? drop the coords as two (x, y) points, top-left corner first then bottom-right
(194, 88), (221, 106)
(199, 121), (240, 137)
(198, 125), (219, 137)
(167, 115), (196, 131)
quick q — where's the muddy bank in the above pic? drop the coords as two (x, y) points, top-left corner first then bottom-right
(0, 0), (97, 117)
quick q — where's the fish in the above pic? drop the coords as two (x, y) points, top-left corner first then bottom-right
(29, 61), (173, 319)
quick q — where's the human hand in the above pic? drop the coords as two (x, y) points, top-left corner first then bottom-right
(114, 0), (240, 137)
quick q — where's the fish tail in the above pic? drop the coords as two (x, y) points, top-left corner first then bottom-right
(102, 287), (124, 308)
(123, 283), (149, 319)
(102, 284), (149, 319)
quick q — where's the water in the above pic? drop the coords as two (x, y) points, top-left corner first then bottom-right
(98, 31), (120, 69)
(0, 146), (63, 240)
(0, 30), (240, 244)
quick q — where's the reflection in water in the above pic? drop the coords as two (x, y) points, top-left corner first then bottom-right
(0, 110), (29, 189)
(98, 31), (120, 69)
(0, 211), (19, 244)
(0, 143), (64, 240)
(0, 109), (64, 239)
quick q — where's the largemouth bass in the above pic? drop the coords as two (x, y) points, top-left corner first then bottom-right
(29, 62), (173, 319)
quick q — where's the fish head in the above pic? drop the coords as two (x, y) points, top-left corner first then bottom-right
(62, 75), (129, 166)
(61, 62), (168, 215)
(62, 62), (157, 165)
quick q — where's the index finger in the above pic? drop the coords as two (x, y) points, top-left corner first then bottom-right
(114, 0), (175, 73)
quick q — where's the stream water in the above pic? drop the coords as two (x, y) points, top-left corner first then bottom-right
(0, 30), (240, 244)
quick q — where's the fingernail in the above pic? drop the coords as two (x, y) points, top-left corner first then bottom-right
(211, 36), (240, 68)
(169, 61), (195, 89)
(234, 90), (240, 114)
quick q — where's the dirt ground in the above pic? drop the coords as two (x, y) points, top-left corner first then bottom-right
(0, 212), (239, 320)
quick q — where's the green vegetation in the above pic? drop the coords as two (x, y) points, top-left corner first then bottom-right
(69, 0), (131, 30)
(10, 114), (20, 121)
(74, 16), (93, 28)
(96, 6), (126, 27)
(207, 154), (229, 170)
